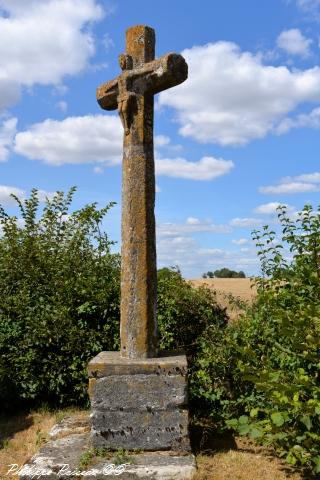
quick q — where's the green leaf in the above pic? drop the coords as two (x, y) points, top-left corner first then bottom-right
(300, 416), (312, 431)
(250, 408), (259, 418)
(226, 419), (238, 429)
(238, 415), (249, 425)
(286, 452), (297, 466)
(271, 412), (285, 427)
(238, 424), (250, 435)
(313, 456), (320, 474)
(249, 427), (263, 439)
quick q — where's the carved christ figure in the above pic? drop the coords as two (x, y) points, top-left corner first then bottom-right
(117, 53), (136, 135)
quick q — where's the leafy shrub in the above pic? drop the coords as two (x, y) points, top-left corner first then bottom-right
(191, 204), (320, 474)
(0, 188), (121, 410)
(189, 313), (267, 422)
(157, 267), (227, 354)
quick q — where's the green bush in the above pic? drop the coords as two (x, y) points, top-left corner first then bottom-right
(191, 204), (320, 474)
(157, 267), (227, 355)
(0, 188), (121, 410)
(157, 267), (229, 417)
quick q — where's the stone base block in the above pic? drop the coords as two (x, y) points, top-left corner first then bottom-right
(89, 373), (187, 410)
(88, 351), (191, 452)
(91, 409), (190, 451)
(18, 416), (196, 480)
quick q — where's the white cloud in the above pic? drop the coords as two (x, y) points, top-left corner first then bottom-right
(37, 190), (56, 202)
(157, 231), (259, 277)
(0, 185), (25, 205)
(277, 29), (312, 56)
(230, 217), (263, 227)
(57, 101), (68, 113)
(186, 217), (202, 225)
(102, 32), (114, 51)
(0, 116), (17, 161)
(155, 135), (170, 147)
(0, 185), (56, 205)
(14, 115), (123, 166)
(53, 84), (69, 96)
(159, 41), (320, 145)
(232, 238), (249, 245)
(254, 202), (294, 214)
(155, 156), (234, 180)
(154, 134), (183, 155)
(14, 115), (232, 181)
(260, 182), (319, 194)
(0, 80), (21, 110)
(0, 0), (104, 110)
(296, 0), (320, 13)
(276, 106), (320, 134)
(157, 218), (232, 237)
(93, 166), (104, 174)
(156, 218), (263, 277)
(282, 171), (320, 183)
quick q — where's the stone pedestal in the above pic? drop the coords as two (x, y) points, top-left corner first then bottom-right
(87, 351), (191, 452)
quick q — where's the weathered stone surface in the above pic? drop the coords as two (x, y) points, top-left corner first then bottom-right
(89, 374), (187, 410)
(20, 443), (196, 480)
(90, 409), (190, 451)
(19, 417), (196, 480)
(97, 53), (188, 111)
(88, 352), (190, 451)
(97, 25), (188, 359)
(19, 434), (89, 479)
(88, 351), (188, 378)
(49, 415), (90, 440)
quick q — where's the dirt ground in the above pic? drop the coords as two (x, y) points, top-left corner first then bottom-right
(190, 278), (257, 320)
(0, 411), (306, 480)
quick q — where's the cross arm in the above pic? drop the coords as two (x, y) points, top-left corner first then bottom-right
(135, 52), (188, 95)
(96, 52), (188, 111)
(96, 77), (119, 111)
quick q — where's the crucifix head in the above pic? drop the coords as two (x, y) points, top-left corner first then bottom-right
(118, 54), (133, 71)
(96, 25), (187, 121)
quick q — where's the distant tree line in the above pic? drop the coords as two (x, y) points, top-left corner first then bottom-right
(202, 268), (246, 278)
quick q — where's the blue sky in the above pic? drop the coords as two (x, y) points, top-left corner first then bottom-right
(1, 0), (320, 277)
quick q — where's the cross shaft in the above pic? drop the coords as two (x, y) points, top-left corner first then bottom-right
(97, 25), (188, 359)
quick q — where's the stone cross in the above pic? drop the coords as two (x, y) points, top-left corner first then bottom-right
(97, 25), (188, 359)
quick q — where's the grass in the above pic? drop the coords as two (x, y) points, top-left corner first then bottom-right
(192, 426), (304, 480)
(0, 410), (307, 480)
(78, 446), (134, 471)
(0, 408), (85, 480)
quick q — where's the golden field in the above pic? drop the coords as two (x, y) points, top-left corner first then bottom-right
(190, 278), (257, 320)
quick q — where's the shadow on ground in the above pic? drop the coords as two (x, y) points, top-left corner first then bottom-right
(190, 424), (237, 454)
(190, 424), (316, 480)
(0, 413), (33, 449)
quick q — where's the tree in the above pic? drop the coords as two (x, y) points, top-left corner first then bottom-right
(213, 268), (246, 278)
